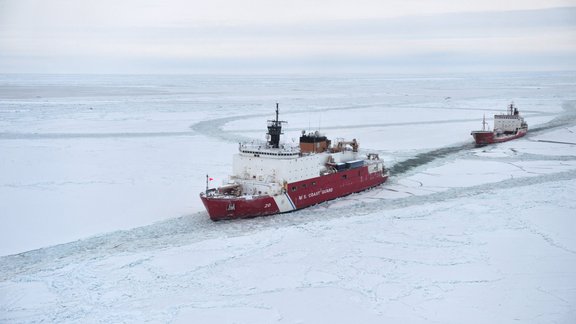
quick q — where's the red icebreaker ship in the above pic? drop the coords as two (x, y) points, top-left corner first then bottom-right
(200, 105), (389, 221)
(471, 102), (528, 145)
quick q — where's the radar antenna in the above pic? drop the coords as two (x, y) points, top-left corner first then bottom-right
(267, 103), (287, 148)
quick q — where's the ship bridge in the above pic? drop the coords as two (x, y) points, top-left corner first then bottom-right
(239, 141), (300, 159)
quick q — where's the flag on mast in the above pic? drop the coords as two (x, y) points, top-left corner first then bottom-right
(205, 174), (213, 193)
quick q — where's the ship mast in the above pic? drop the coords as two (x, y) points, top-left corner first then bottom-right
(267, 103), (287, 148)
(482, 114), (487, 131)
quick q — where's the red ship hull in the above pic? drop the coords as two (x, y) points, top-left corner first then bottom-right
(471, 128), (527, 145)
(200, 194), (280, 220)
(200, 165), (388, 221)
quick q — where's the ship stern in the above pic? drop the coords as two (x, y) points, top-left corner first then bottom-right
(471, 130), (494, 145)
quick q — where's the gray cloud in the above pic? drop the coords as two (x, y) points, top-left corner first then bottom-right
(0, 5), (575, 74)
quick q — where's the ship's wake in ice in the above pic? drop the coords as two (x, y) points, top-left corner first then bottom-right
(3, 101), (576, 272)
(1, 73), (575, 323)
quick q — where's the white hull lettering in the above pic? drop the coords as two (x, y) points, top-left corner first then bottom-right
(298, 187), (334, 200)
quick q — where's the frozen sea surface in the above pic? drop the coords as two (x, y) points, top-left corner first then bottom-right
(1, 72), (575, 323)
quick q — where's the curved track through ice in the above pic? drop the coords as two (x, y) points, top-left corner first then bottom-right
(2, 153), (575, 280)
(2, 101), (575, 278)
(190, 102), (556, 144)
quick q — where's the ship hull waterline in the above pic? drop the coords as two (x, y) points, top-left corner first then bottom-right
(471, 128), (527, 145)
(200, 165), (388, 221)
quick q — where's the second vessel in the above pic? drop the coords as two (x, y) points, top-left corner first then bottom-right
(471, 102), (528, 145)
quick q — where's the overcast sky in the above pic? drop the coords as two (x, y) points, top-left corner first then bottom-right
(0, 0), (575, 74)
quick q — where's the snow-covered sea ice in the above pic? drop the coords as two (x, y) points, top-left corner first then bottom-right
(1, 72), (575, 323)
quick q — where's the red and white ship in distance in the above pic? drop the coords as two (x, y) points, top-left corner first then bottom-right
(471, 102), (528, 145)
(200, 104), (389, 221)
